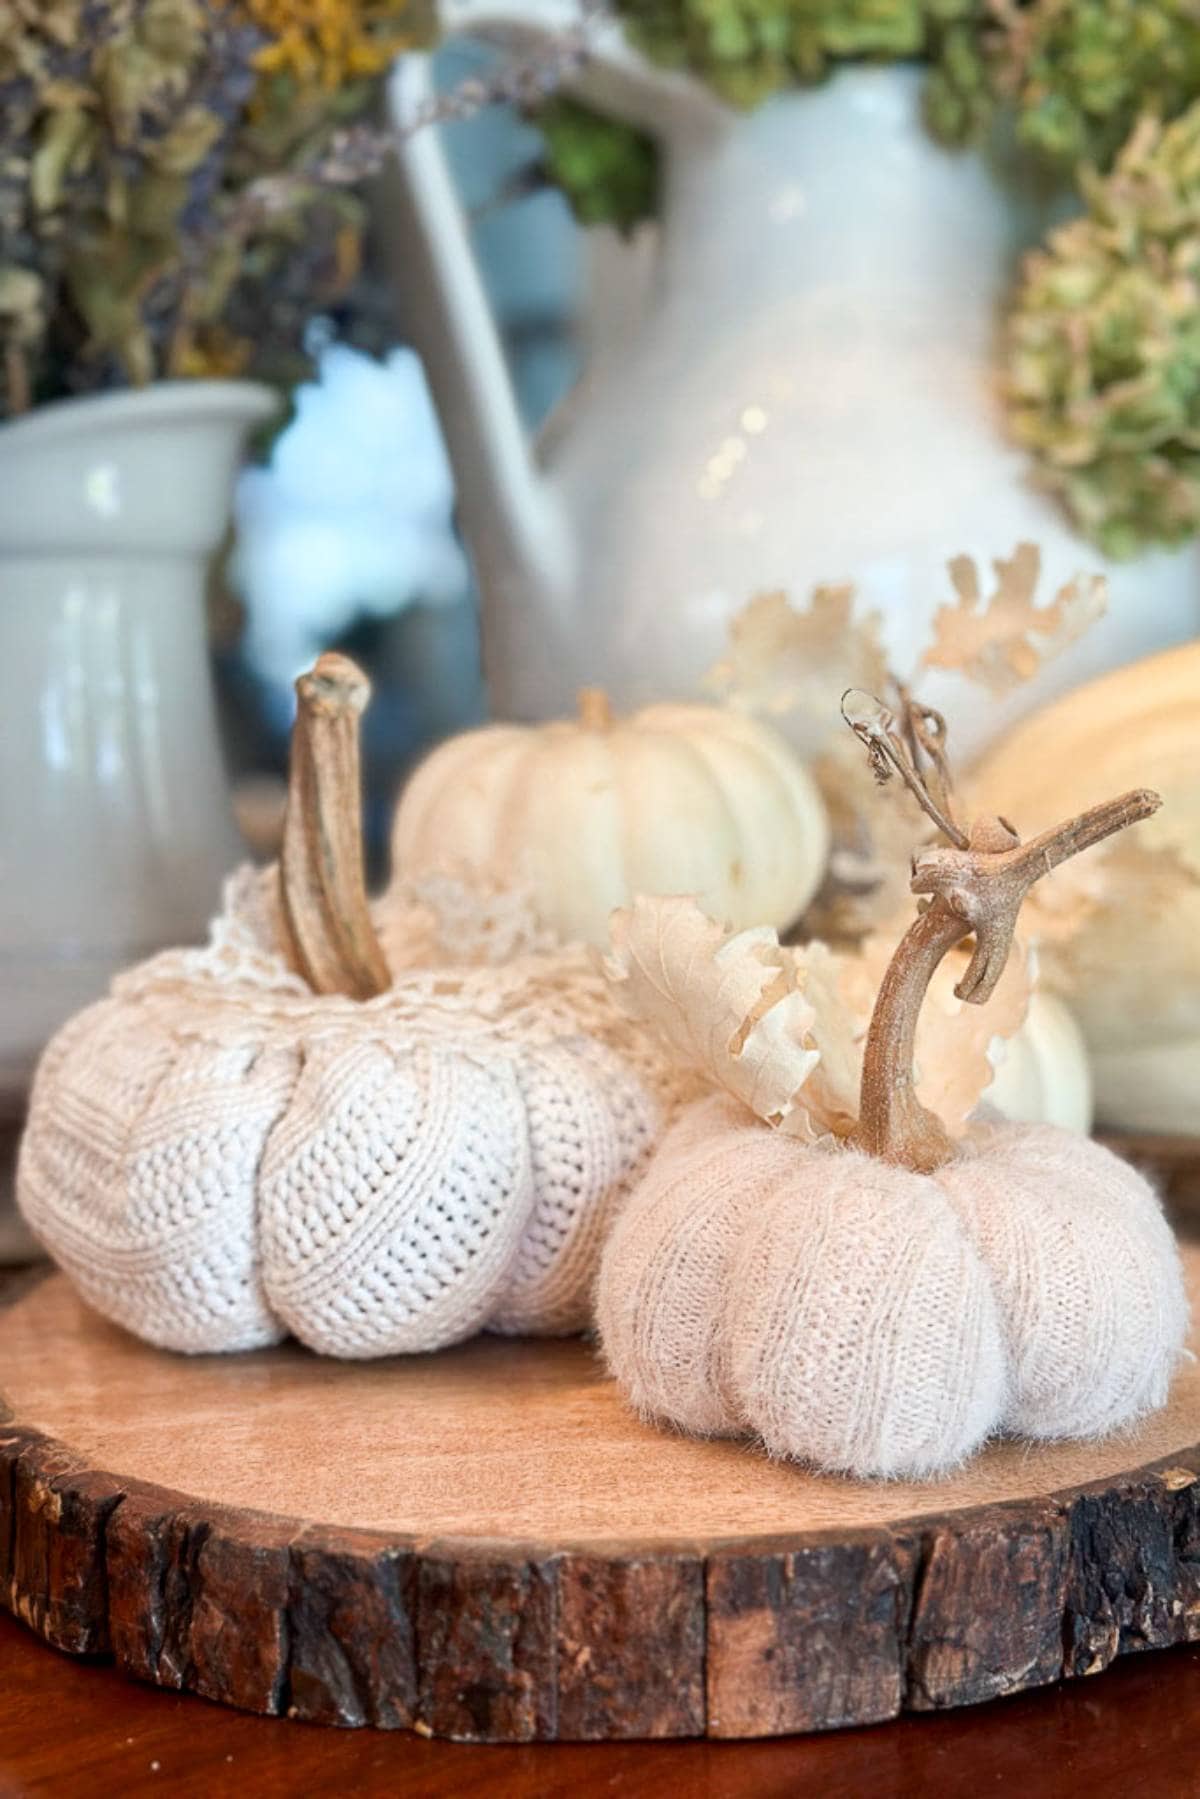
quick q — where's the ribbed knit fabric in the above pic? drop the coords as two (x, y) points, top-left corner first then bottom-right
(597, 1097), (1188, 1480)
(941, 1124), (1189, 1440)
(18, 868), (691, 1356)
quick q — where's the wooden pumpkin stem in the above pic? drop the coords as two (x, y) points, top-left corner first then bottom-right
(578, 687), (615, 730)
(848, 686), (1161, 1171)
(853, 902), (971, 1172)
(278, 652), (391, 1001)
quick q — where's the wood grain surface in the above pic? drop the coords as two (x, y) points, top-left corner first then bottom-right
(5, 1256), (1200, 1742)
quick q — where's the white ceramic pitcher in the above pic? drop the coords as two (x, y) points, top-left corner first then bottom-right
(390, 10), (1200, 747)
(0, 379), (276, 1102)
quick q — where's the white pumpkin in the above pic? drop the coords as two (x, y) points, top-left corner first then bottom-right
(391, 689), (830, 947)
(972, 643), (1200, 1132)
(17, 874), (673, 1356)
(985, 990), (1093, 1135)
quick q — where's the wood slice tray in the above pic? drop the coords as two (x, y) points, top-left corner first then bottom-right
(5, 1249), (1200, 1745)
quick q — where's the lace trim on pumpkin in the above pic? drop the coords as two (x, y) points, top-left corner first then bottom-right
(110, 865), (701, 1112)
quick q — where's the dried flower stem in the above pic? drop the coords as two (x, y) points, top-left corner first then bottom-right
(842, 687), (969, 849)
(183, 0), (608, 296)
(279, 652), (391, 1000)
(847, 687), (1160, 1170)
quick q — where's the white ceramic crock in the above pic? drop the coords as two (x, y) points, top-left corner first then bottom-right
(0, 379), (277, 1104)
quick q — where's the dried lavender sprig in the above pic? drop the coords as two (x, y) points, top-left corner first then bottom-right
(189, 0), (608, 271)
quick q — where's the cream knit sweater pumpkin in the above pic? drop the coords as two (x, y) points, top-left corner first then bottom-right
(18, 869), (696, 1356)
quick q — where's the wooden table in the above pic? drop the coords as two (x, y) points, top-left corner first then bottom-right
(1, 1605), (1199, 1797)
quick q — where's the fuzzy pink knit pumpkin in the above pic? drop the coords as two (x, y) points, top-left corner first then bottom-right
(597, 688), (1189, 1482)
(596, 1094), (1186, 1479)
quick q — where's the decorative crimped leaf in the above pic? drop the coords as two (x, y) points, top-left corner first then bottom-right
(704, 586), (904, 933)
(606, 895), (1032, 1144)
(706, 544), (1111, 940)
(604, 896), (858, 1139)
(703, 586), (889, 760)
(785, 939), (862, 1140)
(922, 543), (1107, 694)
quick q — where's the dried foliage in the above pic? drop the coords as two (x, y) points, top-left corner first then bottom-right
(705, 584), (888, 759)
(0, 0), (430, 414)
(604, 892), (1033, 1145)
(605, 896), (855, 1139)
(532, 0), (977, 228)
(922, 543), (1106, 692)
(706, 544), (1109, 937)
(242, 0), (418, 85)
(535, 97), (658, 233)
(615, 0), (972, 111)
(1, 0), (622, 412)
(704, 586), (915, 936)
(1006, 103), (1200, 557)
(987, 0), (1200, 169)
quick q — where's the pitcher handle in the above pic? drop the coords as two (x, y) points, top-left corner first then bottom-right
(384, 3), (719, 717)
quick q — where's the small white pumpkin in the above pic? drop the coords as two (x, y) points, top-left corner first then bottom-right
(971, 642), (1200, 1132)
(391, 689), (830, 948)
(985, 989), (1093, 1134)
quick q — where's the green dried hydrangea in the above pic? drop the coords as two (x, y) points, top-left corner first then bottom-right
(539, 0), (1200, 220)
(615, 0), (970, 110)
(922, 6), (992, 144)
(1006, 102), (1200, 557)
(990, 0), (1200, 170)
(534, 0), (976, 229)
(536, 99), (658, 233)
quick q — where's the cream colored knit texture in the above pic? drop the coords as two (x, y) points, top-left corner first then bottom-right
(18, 868), (698, 1357)
(597, 1094), (1188, 1480)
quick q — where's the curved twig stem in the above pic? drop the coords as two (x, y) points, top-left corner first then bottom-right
(278, 653), (391, 1001)
(845, 686), (1161, 1171)
(853, 900), (970, 1172)
(855, 791), (1160, 1169)
(841, 689), (969, 849)
(905, 695), (957, 829)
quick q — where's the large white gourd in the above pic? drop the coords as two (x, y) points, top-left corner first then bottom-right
(391, 691), (830, 948)
(971, 643), (1200, 1131)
